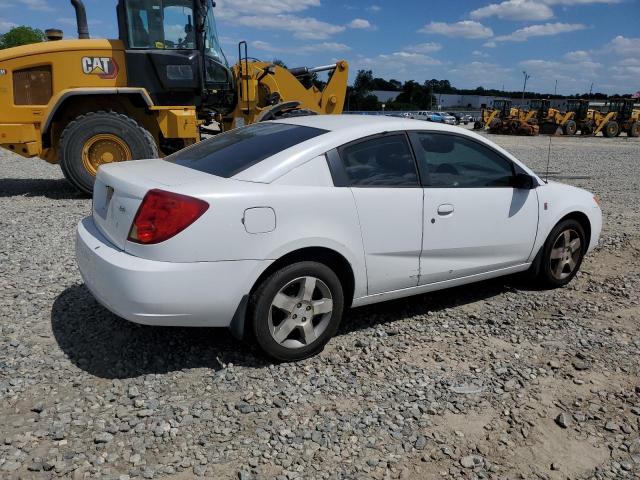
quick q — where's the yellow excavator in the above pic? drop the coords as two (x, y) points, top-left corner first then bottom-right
(0, 0), (349, 193)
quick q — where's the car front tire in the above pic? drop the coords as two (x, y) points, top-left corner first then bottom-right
(250, 261), (344, 361)
(534, 219), (586, 288)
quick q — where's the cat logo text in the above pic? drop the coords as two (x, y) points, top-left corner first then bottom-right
(81, 57), (119, 79)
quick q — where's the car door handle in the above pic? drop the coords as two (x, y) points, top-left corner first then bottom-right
(437, 204), (454, 215)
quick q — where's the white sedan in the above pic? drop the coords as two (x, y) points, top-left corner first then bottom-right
(76, 115), (602, 361)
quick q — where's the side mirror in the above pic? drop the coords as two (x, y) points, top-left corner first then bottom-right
(511, 172), (535, 190)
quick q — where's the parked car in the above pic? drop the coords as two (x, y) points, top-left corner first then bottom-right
(412, 111), (447, 123)
(439, 113), (457, 125)
(448, 112), (473, 125)
(76, 115), (602, 361)
(410, 111), (432, 121)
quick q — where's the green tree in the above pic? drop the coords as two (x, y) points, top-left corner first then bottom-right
(0, 26), (45, 49)
(353, 69), (374, 94)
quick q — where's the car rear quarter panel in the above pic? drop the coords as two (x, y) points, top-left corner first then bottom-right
(124, 180), (368, 300)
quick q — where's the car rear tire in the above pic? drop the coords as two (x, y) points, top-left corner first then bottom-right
(533, 219), (586, 288)
(59, 111), (158, 194)
(250, 261), (344, 361)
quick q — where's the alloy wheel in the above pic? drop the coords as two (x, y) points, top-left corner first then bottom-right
(268, 276), (333, 349)
(549, 229), (582, 280)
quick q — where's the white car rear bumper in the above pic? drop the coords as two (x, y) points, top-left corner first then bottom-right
(76, 217), (267, 327)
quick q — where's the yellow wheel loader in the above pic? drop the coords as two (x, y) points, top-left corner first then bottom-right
(473, 100), (538, 135)
(0, 0), (348, 193)
(567, 99), (624, 138)
(605, 98), (640, 137)
(473, 99), (512, 130)
(530, 99), (577, 135)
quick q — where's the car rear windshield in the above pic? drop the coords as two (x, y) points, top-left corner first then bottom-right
(164, 122), (328, 178)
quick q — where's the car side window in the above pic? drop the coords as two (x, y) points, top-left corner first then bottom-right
(338, 135), (419, 187)
(411, 132), (514, 188)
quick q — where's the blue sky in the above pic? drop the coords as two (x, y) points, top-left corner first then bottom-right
(1, 0), (638, 94)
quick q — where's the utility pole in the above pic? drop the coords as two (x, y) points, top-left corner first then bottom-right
(589, 82), (593, 100)
(554, 79), (558, 97)
(521, 71), (530, 106)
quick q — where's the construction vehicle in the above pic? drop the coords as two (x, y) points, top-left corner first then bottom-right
(473, 99), (512, 130)
(567, 99), (627, 137)
(513, 104), (537, 124)
(605, 98), (640, 137)
(473, 100), (538, 135)
(564, 99), (592, 135)
(564, 97), (640, 137)
(0, 0), (349, 193)
(491, 101), (538, 136)
(529, 99), (577, 135)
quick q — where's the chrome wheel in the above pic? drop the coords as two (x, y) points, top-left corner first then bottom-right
(549, 229), (582, 280)
(268, 276), (333, 349)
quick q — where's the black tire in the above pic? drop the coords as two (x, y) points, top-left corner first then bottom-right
(603, 121), (619, 138)
(630, 121), (640, 138)
(533, 219), (586, 289)
(489, 118), (502, 129)
(473, 120), (484, 130)
(59, 111), (158, 194)
(249, 261), (344, 362)
(563, 120), (577, 136)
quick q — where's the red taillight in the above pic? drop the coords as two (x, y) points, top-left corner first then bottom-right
(128, 189), (209, 244)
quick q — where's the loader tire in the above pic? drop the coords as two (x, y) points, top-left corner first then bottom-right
(59, 111), (158, 195)
(603, 121), (619, 138)
(563, 120), (577, 136)
(473, 121), (484, 130)
(629, 121), (640, 137)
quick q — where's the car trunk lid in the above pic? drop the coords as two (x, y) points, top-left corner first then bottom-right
(91, 160), (206, 250)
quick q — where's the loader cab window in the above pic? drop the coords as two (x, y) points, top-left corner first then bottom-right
(125, 0), (196, 50)
(202, 5), (227, 66)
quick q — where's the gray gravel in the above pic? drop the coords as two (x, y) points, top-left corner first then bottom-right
(1, 132), (639, 480)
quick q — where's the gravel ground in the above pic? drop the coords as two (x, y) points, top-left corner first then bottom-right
(1, 132), (639, 480)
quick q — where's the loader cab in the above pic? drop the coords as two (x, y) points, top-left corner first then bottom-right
(528, 99), (548, 120)
(493, 99), (512, 119)
(566, 99), (589, 122)
(607, 98), (635, 121)
(116, 0), (234, 111)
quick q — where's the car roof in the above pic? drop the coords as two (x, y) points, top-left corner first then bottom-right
(233, 114), (538, 183)
(274, 114), (409, 131)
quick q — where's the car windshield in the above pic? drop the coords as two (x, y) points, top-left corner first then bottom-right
(165, 123), (328, 178)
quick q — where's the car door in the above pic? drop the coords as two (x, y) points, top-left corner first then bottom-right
(334, 133), (423, 295)
(409, 131), (539, 285)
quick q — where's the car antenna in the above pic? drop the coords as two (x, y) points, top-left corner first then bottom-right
(544, 135), (552, 184)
